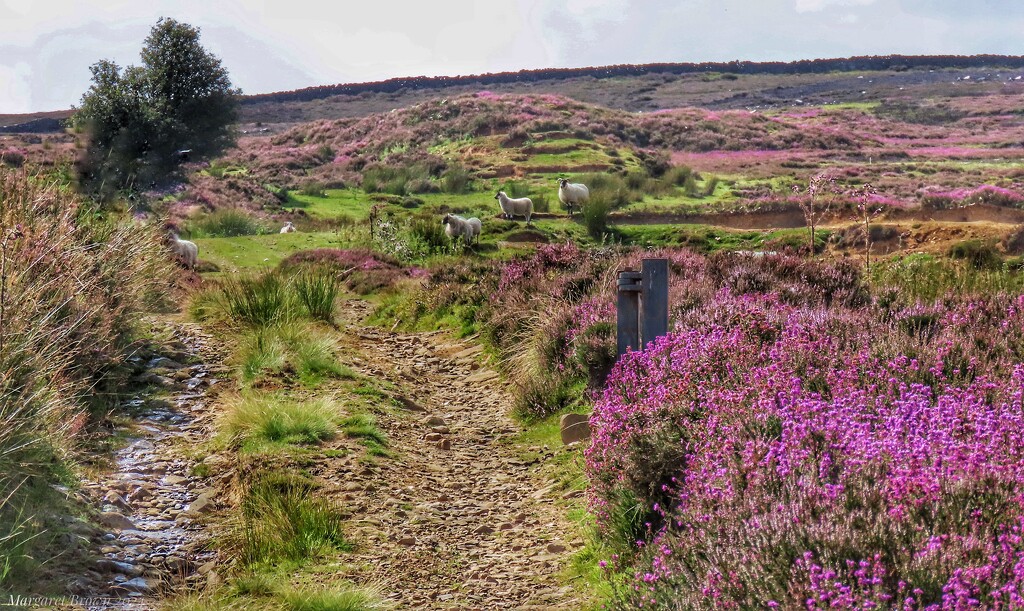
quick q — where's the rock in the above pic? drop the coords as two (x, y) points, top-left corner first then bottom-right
(464, 370), (499, 384)
(186, 491), (217, 515)
(103, 490), (131, 510)
(119, 576), (154, 593)
(436, 439), (451, 451)
(98, 559), (142, 576)
(395, 395), (426, 411)
(422, 415), (446, 427)
(164, 556), (189, 573)
(559, 413), (591, 445)
(398, 536), (417, 546)
(424, 432), (444, 442)
(147, 357), (186, 370)
(97, 512), (136, 531)
(546, 543), (567, 553)
(473, 525), (495, 536)
(163, 475), (188, 486)
(196, 561), (216, 575)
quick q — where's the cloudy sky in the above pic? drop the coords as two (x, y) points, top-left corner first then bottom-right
(2, 0), (1022, 114)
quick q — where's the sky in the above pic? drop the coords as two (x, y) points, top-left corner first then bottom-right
(2, 0), (1023, 114)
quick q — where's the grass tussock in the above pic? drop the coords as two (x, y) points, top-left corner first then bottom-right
(229, 471), (351, 567)
(220, 393), (339, 452)
(187, 208), (269, 238)
(238, 324), (354, 387)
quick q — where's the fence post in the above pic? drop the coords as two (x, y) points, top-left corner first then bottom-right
(616, 270), (642, 357)
(641, 258), (669, 348)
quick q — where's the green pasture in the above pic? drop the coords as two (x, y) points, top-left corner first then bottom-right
(196, 229), (368, 272)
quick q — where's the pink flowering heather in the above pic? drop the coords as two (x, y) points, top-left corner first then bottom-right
(588, 286), (1024, 609)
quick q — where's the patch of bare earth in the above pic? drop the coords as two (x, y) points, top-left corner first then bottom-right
(322, 300), (584, 610)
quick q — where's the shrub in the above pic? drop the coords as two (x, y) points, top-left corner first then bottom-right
(662, 165), (692, 187)
(298, 180), (326, 197)
(188, 208), (268, 237)
(582, 193), (612, 240)
(440, 165), (472, 194)
(0, 167), (170, 584)
(949, 239), (1002, 270)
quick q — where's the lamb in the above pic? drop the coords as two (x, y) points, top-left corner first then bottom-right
(494, 191), (533, 225)
(168, 233), (198, 270)
(442, 213), (482, 245)
(557, 178), (589, 216)
(280, 221), (296, 233)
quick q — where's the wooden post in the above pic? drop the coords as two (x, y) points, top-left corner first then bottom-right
(641, 258), (669, 348)
(617, 270), (642, 357)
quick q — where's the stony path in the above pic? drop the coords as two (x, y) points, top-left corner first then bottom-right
(71, 320), (229, 609)
(325, 300), (584, 609)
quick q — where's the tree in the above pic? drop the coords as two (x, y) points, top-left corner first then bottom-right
(73, 18), (239, 199)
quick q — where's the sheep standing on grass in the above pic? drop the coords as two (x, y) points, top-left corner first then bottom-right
(495, 191), (533, 225)
(280, 221), (296, 234)
(168, 233), (198, 270)
(557, 178), (589, 216)
(442, 213), (482, 246)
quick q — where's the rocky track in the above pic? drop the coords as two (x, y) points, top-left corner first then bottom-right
(71, 320), (229, 610)
(325, 300), (584, 609)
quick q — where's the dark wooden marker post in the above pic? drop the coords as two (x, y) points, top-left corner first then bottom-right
(616, 258), (669, 357)
(616, 270), (642, 356)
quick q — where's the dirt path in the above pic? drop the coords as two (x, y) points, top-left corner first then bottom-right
(325, 300), (584, 610)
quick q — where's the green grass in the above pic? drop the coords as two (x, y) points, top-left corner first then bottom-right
(196, 230), (368, 273)
(280, 586), (386, 611)
(164, 576), (387, 611)
(341, 413), (390, 457)
(220, 393), (339, 452)
(238, 324), (354, 387)
(187, 208), (270, 238)
(286, 189), (375, 221)
(293, 271), (340, 324)
(227, 471), (351, 567)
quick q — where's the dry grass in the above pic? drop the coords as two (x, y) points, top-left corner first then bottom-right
(0, 166), (171, 586)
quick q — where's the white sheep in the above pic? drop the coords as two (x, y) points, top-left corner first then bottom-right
(168, 233), (198, 270)
(442, 213), (482, 245)
(557, 178), (589, 216)
(280, 221), (296, 234)
(494, 191), (533, 224)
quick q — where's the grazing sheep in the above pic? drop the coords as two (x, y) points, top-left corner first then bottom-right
(168, 233), (198, 270)
(557, 178), (589, 216)
(494, 191), (533, 224)
(442, 213), (482, 245)
(280, 221), (296, 234)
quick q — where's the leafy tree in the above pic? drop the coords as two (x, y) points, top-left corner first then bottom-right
(73, 18), (239, 199)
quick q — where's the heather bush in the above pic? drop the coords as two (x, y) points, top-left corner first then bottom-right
(279, 248), (414, 295)
(585, 271), (1024, 609)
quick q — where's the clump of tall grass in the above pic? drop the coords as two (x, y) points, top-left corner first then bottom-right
(238, 324), (353, 387)
(228, 471), (351, 566)
(582, 193), (613, 240)
(187, 208), (269, 237)
(220, 393), (339, 451)
(293, 270), (340, 324)
(218, 274), (298, 327)
(0, 166), (170, 586)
